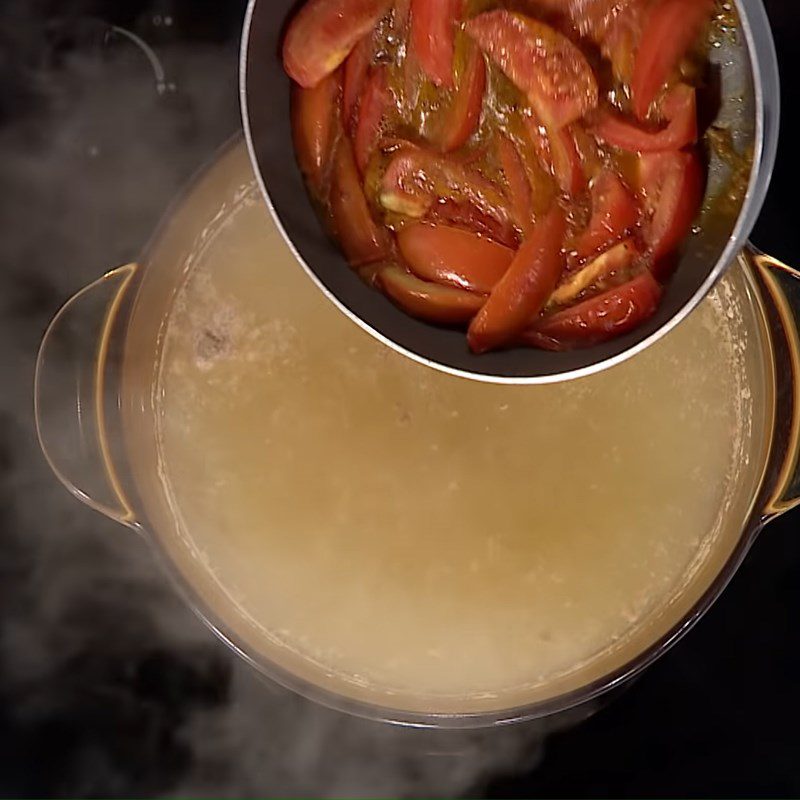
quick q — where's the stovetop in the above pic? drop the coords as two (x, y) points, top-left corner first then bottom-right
(1, 1), (798, 796)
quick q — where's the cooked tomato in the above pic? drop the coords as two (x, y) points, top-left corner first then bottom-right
(594, 84), (697, 153)
(572, 170), (639, 261)
(380, 145), (515, 235)
(291, 71), (341, 194)
(397, 223), (514, 293)
(549, 125), (586, 196)
(638, 149), (703, 268)
(410, 0), (461, 88)
(354, 67), (392, 174)
(465, 11), (598, 129)
(630, 0), (714, 120)
(284, 0), (394, 88)
(600, 2), (645, 84)
(343, 34), (373, 130)
(431, 38), (486, 153)
(524, 270), (661, 349)
(431, 200), (520, 249)
(468, 207), (567, 353)
(550, 238), (640, 307)
(331, 138), (392, 265)
(497, 134), (534, 232)
(380, 265), (486, 323)
(394, 0), (411, 30)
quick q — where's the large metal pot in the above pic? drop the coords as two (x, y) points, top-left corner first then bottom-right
(35, 138), (800, 728)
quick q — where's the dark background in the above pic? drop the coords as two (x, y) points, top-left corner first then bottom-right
(0, 0), (798, 797)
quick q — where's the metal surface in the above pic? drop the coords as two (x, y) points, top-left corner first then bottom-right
(240, 0), (780, 383)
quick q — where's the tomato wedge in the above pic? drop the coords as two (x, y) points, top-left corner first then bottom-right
(572, 170), (639, 262)
(380, 265), (485, 324)
(497, 134), (534, 232)
(397, 223), (514, 293)
(594, 84), (697, 153)
(291, 71), (342, 194)
(380, 145), (515, 235)
(465, 11), (598, 129)
(523, 271), (662, 349)
(331, 138), (392, 265)
(549, 125), (586, 196)
(630, 0), (714, 120)
(639, 149), (702, 269)
(410, 0), (461, 89)
(468, 207), (567, 354)
(550, 239), (640, 307)
(343, 34), (373, 130)
(431, 38), (486, 153)
(354, 67), (392, 175)
(284, 0), (394, 88)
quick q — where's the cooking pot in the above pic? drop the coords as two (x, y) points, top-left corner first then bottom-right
(241, 0), (781, 383)
(34, 138), (800, 727)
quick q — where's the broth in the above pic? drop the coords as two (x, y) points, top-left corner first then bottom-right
(147, 179), (764, 707)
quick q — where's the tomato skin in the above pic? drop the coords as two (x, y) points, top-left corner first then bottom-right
(468, 207), (567, 354)
(410, 0), (461, 89)
(523, 270), (662, 349)
(465, 11), (598, 129)
(354, 67), (392, 175)
(284, 0), (394, 88)
(639, 149), (703, 271)
(431, 40), (486, 153)
(343, 35), (373, 130)
(291, 71), (342, 194)
(331, 138), (392, 265)
(594, 84), (697, 153)
(630, 0), (714, 120)
(497, 134), (534, 232)
(380, 145), (515, 237)
(572, 170), (639, 262)
(397, 223), (514, 293)
(380, 265), (485, 324)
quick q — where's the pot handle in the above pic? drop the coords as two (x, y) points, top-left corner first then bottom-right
(750, 249), (800, 519)
(34, 264), (142, 530)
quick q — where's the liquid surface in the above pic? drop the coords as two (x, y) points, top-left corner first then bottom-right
(155, 185), (756, 701)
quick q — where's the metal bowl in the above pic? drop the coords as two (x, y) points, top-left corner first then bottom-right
(240, 0), (780, 383)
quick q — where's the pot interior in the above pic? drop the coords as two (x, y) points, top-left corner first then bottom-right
(120, 142), (773, 723)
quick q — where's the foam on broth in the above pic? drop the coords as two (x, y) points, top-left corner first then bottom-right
(153, 184), (760, 703)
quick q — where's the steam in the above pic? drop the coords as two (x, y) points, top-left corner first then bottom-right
(0, 4), (589, 796)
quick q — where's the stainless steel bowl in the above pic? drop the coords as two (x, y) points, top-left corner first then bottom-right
(240, 0), (781, 383)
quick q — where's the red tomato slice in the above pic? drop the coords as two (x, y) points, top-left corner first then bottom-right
(638, 149), (703, 270)
(397, 223), (514, 293)
(572, 170), (639, 261)
(497, 134), (534, 232)
(431, 200), (520, 249)
(465, 11), (598, 129)
(343, 35), (373, 131)
(600, 2), (646, 84)
(468, 207), (567, 354)
(291, 71), (342, 194)
(523, 271), (662, 349)
(630, 0), (714, 120)
(380, 145), (515, 236)
(331, 138), (392, 265)
(594, 84), (697, 153)
(354, 67), (392, 175)
(283, 0), (394, 88)
(380, 265), (485, 324)
(549, 125), (586, 196)
(394, 0), (411, 30)
(410, 0), (461, 89)
(431, 39), (486, 153)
